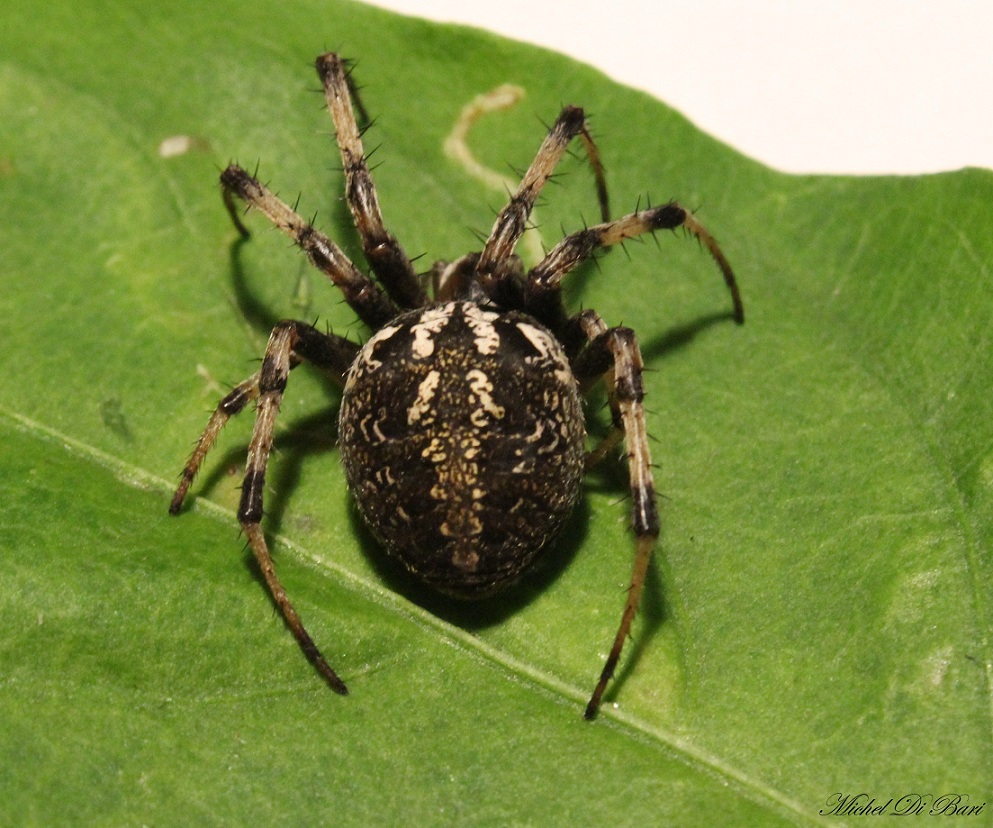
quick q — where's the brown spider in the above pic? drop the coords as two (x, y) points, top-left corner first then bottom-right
(170, 53), (744, 719)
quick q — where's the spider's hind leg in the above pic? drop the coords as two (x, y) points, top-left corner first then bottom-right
(570, 309), (658, 719)
(170, 323), (357, 514)
(170, 321), (359, 694)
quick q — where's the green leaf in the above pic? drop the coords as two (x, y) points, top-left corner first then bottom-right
(1, 1), (990, 825)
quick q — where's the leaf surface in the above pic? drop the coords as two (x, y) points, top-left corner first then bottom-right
(1, 1), (990, 825)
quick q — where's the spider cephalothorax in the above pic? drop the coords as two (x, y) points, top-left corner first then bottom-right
(170, 53), (743, 719)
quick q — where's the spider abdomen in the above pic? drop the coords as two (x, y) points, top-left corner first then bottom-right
(339, 301), (586, 597)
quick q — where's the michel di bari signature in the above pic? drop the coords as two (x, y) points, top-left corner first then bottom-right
(821, 793), (986, 817)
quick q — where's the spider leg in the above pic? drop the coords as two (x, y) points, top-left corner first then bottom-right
(475, 105), (608, 304)
(316, 53), (428, 309)
(172, 321), (356, 692)
(570, 310), (658, 719)
(170, 374), (260, 515)
(527, 202), (745, 327)
(170, 323), (357, 514)
(236, 321), (352, 693)
(221, 164), (399, 330)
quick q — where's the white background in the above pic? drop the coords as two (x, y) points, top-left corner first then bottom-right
(362, 0), (993, 175)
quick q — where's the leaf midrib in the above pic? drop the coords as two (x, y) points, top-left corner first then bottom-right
(0, 402), (836, 826)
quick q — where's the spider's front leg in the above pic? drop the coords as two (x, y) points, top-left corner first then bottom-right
(170, 321), (358, 694)
(219, 164), (399, 330)
(571, 310), (659, 719)
(316, 53), (427, 309)
(528, 202), (745, 327)
(475, 104), (609, 307)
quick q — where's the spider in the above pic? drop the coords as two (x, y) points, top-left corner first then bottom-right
(170, 53), (744, 719)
